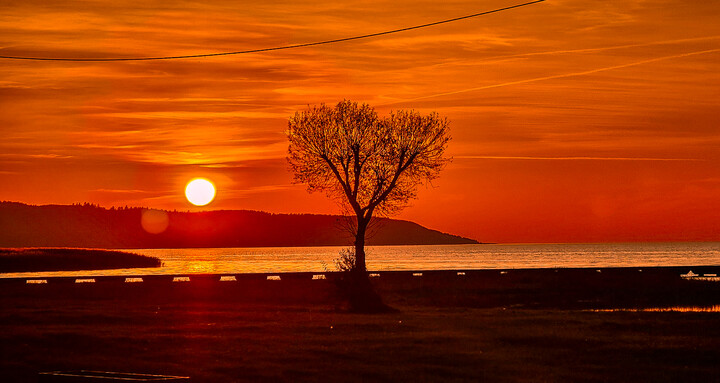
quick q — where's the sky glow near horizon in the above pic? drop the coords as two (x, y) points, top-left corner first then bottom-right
(1, 0), (719, 243)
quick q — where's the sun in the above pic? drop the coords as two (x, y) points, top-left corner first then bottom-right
(185, 178), (216, 206)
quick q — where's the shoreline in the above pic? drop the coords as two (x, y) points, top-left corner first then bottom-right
(1, 263), (718, 280)
(0, 248), (161, 273)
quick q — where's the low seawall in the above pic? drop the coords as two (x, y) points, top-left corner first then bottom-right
(1, 266), (719, 309)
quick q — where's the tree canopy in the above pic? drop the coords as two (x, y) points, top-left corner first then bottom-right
(287, 100), (451, 273)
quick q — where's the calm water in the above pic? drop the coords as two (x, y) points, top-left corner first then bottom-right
(2, 242), (719, 278)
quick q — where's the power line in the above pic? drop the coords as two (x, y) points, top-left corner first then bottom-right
(0, 0), (545, 62)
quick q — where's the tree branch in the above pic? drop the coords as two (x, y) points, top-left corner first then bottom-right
(321, 154), (362, 214)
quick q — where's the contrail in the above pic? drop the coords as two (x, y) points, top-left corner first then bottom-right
(382, 48), (720, 105)
(471, 35), (720, 62)
(455, 156), (704, 161)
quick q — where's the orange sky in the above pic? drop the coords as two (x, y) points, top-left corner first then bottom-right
(1, 0), (719, 243)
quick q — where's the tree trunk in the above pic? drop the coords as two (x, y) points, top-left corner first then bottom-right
(354, 216), (368, 273)
(339, 215), (393, 313)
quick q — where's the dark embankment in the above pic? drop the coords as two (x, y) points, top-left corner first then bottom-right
(0, 248), (161, 273)
(2, 266), (718, 309)
(0, 201), (478, 248)
(0, 266), (719, 382)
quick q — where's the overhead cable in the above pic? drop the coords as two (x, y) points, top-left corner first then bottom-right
(0, 0), (545, 62)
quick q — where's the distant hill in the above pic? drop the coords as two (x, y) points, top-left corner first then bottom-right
(0, 202), (478, 248)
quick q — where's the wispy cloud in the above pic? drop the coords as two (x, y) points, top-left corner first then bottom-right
(384, 48), (720, 104)
(91, 188), (150, 194)
(1, 0), (719, 242)
(0, 153), (74, 159)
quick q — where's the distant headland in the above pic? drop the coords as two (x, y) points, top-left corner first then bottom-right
(0, 202), (479, 248)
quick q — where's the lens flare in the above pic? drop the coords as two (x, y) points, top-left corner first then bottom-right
(141, 208), (169, 234)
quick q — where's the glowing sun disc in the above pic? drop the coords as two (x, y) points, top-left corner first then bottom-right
(185, 178), (216, 206)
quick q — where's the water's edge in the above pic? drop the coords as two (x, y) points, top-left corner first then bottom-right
(2, 242), (718, 278)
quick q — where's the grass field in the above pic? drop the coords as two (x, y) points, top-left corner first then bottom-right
(5, 301), (720, 382)
(1, 268), (719, 382)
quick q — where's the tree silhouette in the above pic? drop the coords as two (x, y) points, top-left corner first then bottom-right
(287, 100), (451, 275)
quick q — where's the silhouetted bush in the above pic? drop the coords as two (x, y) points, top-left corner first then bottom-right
(332, 248), (394, 313)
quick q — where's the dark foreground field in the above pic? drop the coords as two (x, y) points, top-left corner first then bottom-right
(1, 267), (719, 382)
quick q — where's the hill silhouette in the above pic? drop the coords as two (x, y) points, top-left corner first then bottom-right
(0, 202), (478, 248)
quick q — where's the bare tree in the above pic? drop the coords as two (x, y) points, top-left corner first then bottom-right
(287, 100), (451, 274)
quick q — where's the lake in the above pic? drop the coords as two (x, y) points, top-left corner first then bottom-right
(2, 242), (719, 278)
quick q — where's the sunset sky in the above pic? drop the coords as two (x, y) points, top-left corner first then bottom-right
(1, 0), (719, 243)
